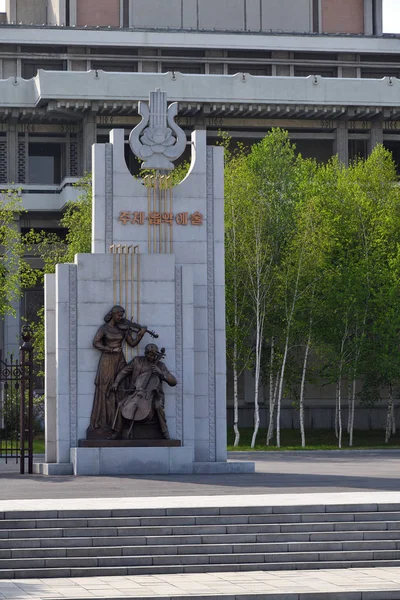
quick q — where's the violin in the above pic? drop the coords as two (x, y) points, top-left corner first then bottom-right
(118, 317), (159, 339)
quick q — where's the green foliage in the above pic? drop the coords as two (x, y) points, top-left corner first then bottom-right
(25, 173), (92, 275)
(0, 188), (37, 317)
(61, 173), (92, 260)
(224, 135), (400, 446)
(30, 306), (45, 377)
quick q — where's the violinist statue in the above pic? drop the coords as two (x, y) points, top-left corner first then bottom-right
(88, 305), (157, 438)
(110, 343), (177, 440)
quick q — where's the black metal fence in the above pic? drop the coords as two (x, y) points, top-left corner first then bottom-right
(0, 327), (34, 474)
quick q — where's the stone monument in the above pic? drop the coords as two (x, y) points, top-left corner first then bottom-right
(34, 89), (254, 475)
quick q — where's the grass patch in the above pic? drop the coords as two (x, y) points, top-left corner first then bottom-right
(0, 434), (45, 455)
(227, 428), (400, 451)
(6, 431), (400, 455)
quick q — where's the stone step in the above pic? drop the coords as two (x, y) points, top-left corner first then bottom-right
(2, 558), (400, 579)
(0, 518), (397, 540)
(2, 504), (400, 580)
(0, 538), (398, 560)
(6, 503), (400, 520)
(2, 547), (400, 570)
(0, 510), (399, 530)
(1, 527), (399, 551)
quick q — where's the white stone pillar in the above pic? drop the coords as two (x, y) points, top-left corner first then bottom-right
(83, 113), (97, 173)
(55, 263), (77, 464)
(44, 274), (57, 462)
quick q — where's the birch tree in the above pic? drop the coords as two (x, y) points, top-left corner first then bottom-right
(273, 158), (333, 447)
(229, 130), (300, 448)
(225, 148), (253, 446)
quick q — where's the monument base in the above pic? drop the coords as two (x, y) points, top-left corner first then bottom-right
(33, 462), (74, 476)
(33, 455), (255, 476)
(70, 445), (195, 475)
(79, 439), (181, 447)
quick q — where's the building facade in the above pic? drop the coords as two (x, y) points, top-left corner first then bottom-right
(0, 0), (398, 423)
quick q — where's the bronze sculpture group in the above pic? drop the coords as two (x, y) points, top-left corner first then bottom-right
(88, 305), (176, 441)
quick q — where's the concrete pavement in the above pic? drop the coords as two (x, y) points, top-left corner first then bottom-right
(2, 450), (400, 500)
(2, 567), (400, 599)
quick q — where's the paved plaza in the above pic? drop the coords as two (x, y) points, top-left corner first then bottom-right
(1, 451), (400, 599)
(2, 567), (400, 599)
(2, 450), (400, 500)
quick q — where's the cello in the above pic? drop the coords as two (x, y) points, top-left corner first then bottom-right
(113, 347), (166, 434)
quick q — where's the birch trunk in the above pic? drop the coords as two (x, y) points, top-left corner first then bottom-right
(251, 314), (262, 448)
(347, 381), (352, 434)
(276, 332), (290, 448)
(391, 399), (396, 436)
(385, 385), (395, 443)
(266, 336), (275, 445)
(335, 329), (347, 447)
(299, 332), (311, 448)
(348, 377), (356, 447)
(233, 341), (240, 446)
(266, 368), (279, 446)
(337, 377), (342, 449)
(385, 388), (394, 443)
(276, 249), (304, 448)
(335, 385), (339, 440)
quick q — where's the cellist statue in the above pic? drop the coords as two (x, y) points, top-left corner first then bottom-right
(110, 343), (177, 439)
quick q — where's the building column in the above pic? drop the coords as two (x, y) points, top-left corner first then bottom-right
(7, 122), (17, 183)
(334, 123), (348, 166)
(374, 0), (383, 35)
(5, 0), (16, 23)
(69, 0), (77, 26)
(368, 123), (383, 154)
(82, 113), (97, 173)
(364, 0), (373, 34)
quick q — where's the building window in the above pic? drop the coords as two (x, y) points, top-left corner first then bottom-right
(91, 61), (138, 72)
(161, 63), (204, 74)
(384, 140), (400, 175)
(226, 50), (271, 59)
(361, 69), (399, 79)
(21, 61), (65, 79)
(294, 67), (336, 77)
(90, 46), (138, 56)
(160, 49), (205, 58)
(349, 139), (368, 162)
(227, 65), (272, 76)
(28, 143), (63, 184)
(294, 52), (337, 61)
(21, 45), (66, 53)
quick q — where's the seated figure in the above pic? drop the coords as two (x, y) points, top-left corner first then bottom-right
(110, 343), (177, 439)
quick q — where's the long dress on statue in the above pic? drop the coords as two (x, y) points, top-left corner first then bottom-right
(89, 324), (138, 432)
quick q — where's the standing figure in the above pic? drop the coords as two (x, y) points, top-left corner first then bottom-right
(88, 305), (147, 436)
(111, 343), (177, 439)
